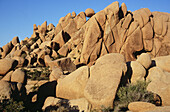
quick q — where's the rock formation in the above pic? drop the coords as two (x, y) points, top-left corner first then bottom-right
(0, 1), (170, 112)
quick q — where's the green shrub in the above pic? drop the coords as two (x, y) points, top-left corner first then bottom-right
(31, 84), (39, 92)
(45, 100), (79, 112)
(24, 67), (51, 80)
(0, 98), (25, 112)
(41, 66), (51, 77)
(114, 81), (154, 111)
(91, 106), (112, 112)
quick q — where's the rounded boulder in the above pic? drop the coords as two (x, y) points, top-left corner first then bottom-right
(85, 8), (95, 17)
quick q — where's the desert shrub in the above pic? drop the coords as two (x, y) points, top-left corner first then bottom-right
(91, 106), (112, 112)
(41, 66), (51, 77)
(0, 98), (25, 112)
(114, 80), (154, 111)
(24, 67), (51, 80)
(45, 100), (79, 112)
(31, 84), (40, 92)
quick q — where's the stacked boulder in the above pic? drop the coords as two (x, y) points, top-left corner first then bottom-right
(0, 1), (170, 112)
(0, 2), (170, 67)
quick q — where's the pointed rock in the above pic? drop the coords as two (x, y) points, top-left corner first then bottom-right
(121, 3), (127, 17)
(80, 17), (101, 64)
(12, 36), (20, 46)
(72, 11), (76, 18)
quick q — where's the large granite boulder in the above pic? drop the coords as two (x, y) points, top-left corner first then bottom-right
(84, 53), (127, 109)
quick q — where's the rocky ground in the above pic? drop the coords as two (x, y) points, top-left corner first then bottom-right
(0, 1), (170, 112)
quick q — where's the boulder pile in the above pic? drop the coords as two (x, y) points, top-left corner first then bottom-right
(0, 1), (170, 112)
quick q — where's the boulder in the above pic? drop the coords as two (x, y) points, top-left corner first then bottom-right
(11, 69), (26, 84)
(53, 30), (69, 48)
(39, 41), (51, 49)
(103, 20), (115, 53)
(54, 23), (62, 36)
(133, 12), (144, 28)
(42, 97), (61, 110)
(72, 11), (76, 18)
(69, 98), (91, 112)
(147, 67), (170, 106)
(49, 67), (63, 82)
(56, 66), (89, 99)
(147, 80), (170, 106)
(39, 21), (47, 37)
(0, 58), (17, 75)
(44, 55), (52, 67)
(127, 21), (139, 36)
(1, 43), (12, 58)
(142, 22), (153, 40)
(85, 8), (95, 17)
(74, 12), (86, 29)
(136, 53), (152, 69)
(37, 47), (51, 66)
(57, 44), (69, 56)
(33, 24), (38, 32)
(121, 2), (127, 17)
(1, 70), (13, 81)
(12, 36), (19, 46)
(47, 23), (55, 31)
(80, 17), (101, 64)
(48, 57), (76, 73)
(104, 1), (119, 15)
(63, 19), (78, 37)
(143, 39), (153, 52)
(94, 10), (106, 30)
(128, 102), (156, 112)
(145, 106), (170, 112)
(13, 50), (23, 57)
(26, 80), (48, 94)
(122, 13), (132, 29)
(153, 55), (170, 72)
(60, 13), (72, 29)
(152, 12), (163, 35)
(21, 45), (29, 51)
(12, 56), (25, 67)
(39, 41), (58, 49)
(0, 80), (12, 99)
(130, 61), (146, 83)
(146, 67), (165, 82)
(120, 26), (143, 61)
(84, 53), (127, 109)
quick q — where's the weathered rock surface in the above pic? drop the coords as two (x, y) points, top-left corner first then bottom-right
(128, 102), (156, 112)
(84, 53), (127, 109)
(42, 97), (61, 110)
(0, 80), (12, 99)
(130, 61), (146, 83)
(136, 53), (152, 69)
(11, 69), (26, 84)
(145, 106), (170, 112)
(0, 1), (170, 112)
(49, 67), (63, 81)
(56, 66), (89, 99)
(147, 67), (170, 106)
(0, 58), (16, 75)
(69, 98), (91, 112)
(153, 55), (170, 72)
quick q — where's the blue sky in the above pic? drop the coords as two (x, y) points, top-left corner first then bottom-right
(0, 0), (170, 47)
